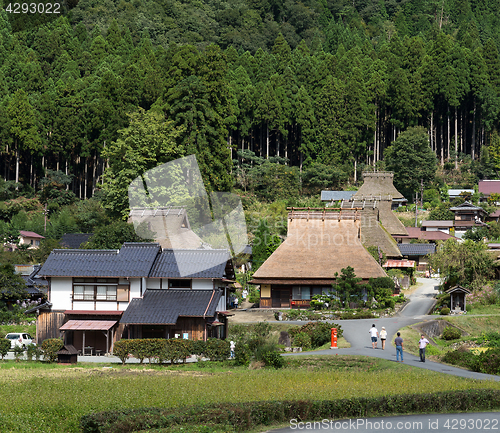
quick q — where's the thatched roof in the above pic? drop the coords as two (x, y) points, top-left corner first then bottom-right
(128, 207), (203, 249)
(377, 201), (408, 236)
(360, 209), (402, 258)
(252, 215), (386, 284)
(354, 172), (405, 200)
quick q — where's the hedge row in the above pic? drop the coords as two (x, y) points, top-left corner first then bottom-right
(113, 338), (230, 365)
(80, 389), (500, 433)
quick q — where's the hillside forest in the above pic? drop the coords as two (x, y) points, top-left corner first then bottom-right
(2, 0), (500, 259)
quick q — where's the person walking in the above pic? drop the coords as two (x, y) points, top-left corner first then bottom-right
(418, 334), (430, 362)
(380, 326), (387, 350)
(369, 324), (379, 349)
(230, 340), (236, 359)
(234, 296), (238, 309)
(395, 332), (404, 362)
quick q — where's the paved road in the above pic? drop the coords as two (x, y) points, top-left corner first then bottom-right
(267, 412), (500, 433)
(284, 278), (500, 381)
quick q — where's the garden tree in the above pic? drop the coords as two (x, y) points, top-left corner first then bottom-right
(428, 239), (494, 289)
(384, 126), (437, 201)
(102, 107), (184, 218)
(0, 263), (27, 302)
(83, 220), (150, 249)
(330, 266), (362, 307)
(428, 202), (455, 221)
(38, 170), (77, 213)
(301, 163), (348, 194)
(0, 222), (19, 246)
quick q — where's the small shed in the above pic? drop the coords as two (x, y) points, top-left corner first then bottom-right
(57, 344), (79, 364)
(445, 285), (471, 313)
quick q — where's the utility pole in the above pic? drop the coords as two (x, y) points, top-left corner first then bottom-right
(415, 192), (418, 227)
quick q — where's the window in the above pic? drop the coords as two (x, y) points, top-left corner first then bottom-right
(168, 279), (191, 289)
(292, 286), (313, 301)
(73, 278), (120, 301)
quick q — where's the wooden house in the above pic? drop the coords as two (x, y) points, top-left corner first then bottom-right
(35, 243), (235, 352)
(479, 180), (500, 203)
(252, 208), (387, 308)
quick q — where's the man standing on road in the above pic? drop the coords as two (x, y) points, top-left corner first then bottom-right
(418, 334), (430, 362)
(395, 332), (404, 362)
(369, 324), (379, 349)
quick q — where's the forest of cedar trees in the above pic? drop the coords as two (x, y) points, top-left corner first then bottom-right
(2, 0), (500, 243)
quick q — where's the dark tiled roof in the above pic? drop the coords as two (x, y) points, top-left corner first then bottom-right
(321, 191), (356, 201)
(39, 243), (161, 277)
(449, 201), (485, 212)
(60, 233), (93, 249)
(398, 243), (436, 256)
(120, 289), (221, 325)
(149, 249), (230, 278)
(24, 301), (52, 314)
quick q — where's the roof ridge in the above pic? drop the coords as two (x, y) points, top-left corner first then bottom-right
(53, 249), (119, 254)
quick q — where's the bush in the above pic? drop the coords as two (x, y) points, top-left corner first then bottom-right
(204, 338), (230, 361)
(442, 348), (477, 369)
(113, 340), (132, 365)
(13, 345), (24, 362)
(161, 339), (191, 364)
(442, 326), (462, 340)
(42, 338), (64, 363)
(0, 339), (10, 359)
(81, 389), (500, 433)
(234, 342), (250, 366)
(440, 307), (450, 315)
(293, 332), (311, 349)
(261, 350), (284, 368)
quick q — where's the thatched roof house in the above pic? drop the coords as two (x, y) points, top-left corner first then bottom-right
(129, 207), (203, 249)
(251, 209), (386, 308)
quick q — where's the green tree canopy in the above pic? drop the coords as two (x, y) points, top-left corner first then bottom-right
(384, 126), (437, 201)
(427, 239), (494, 289)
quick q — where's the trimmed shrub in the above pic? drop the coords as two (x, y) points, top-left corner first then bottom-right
(440, 307), (450, 315)
(442, 326), (461, 340)
(0, 339), (10, 360)
(42, 338), (64, 363)
(13, 345), (24, 362)
(161, 339), (192, 364)
(81, 389), (500, 433)
(204, 338), (230, 361)
(113, 340), (133, 365)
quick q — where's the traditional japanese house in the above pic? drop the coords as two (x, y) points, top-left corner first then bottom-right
(252, 208), (387, 308)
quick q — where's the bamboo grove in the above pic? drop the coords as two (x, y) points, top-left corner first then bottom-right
(2, 0), (500, 205)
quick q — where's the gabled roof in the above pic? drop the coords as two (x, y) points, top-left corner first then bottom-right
(60, 233), (93, 249)
(449, 201), (485, 212)
(39, 243), (161, 278)
(128, 207), (203, 249)
(19, 230), (44, 239)
(252, 215), (386, 283)
(321, 191), (356, 201)
(399, 227), (458, 241)
(422, 220), (454, 228)
(149, 249), (232, 279)
(479, 180), (500, 195)
(448, 189), (474, 198)
(120, 289), (221, 325)
(398, 243), (436, 256)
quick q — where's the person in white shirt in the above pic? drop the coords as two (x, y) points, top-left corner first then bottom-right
(418, 334), (430, 362)
(379, 326), (387, 350)
(369, 324), (379, 349)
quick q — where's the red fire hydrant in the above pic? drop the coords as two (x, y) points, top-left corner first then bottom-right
(330, 328), (337, 349)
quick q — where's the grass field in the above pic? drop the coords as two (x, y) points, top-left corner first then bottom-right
(1, 355), (500, 433)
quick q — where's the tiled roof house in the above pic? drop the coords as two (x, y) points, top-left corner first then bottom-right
(35, 243), (235, 354)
